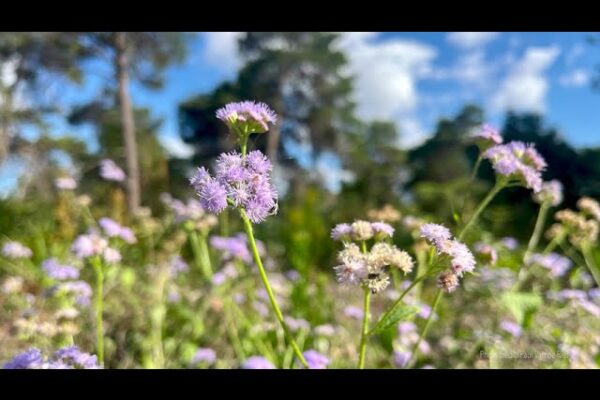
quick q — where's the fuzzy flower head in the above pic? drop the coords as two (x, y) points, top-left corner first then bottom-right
(191, 348), (217, 366)
(99, 159), (126, 182)
(371, 222), (395, 240)
(367, 204), (402, 223)
(529, 252), (572, 278)
(216, 101), (277, 135)
(60, 281), (93, 306)
(437, 271), (459, 293)
(331, 223), (353, 241)
(577, 197), (600, 222)
(474, 243), (497, 266)
(53, 346), (101, 369)
(2, 241), (33, 259)
(55, 176), (77, 190)
(71, 232), (107, 259)
(420, 223), (452, 246)
(483, 141), (546, 192)
(210, 234), (261, 264)
(3, 348), (44, 369)
(3, 347), (100, 369)
(98, 218), (137, 244)
(534, 180), (563, 206)
(190, 150), (277, 224)
(472, 123), (502, 149)
(302, 350), (331, 369)
(241, 356), (276, 369)
(42, 258), (79, 280)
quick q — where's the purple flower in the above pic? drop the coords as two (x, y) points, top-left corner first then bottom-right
(42, 258), (79, 280)
(474, 243), (498, 266)
(420, 223), (452, 245)
(500, 237), (519, 250)
(473, 124), (503, 147)
(191, 348), (217, 366)
(210, 234), (253, 263)
(71, 232), (107, 259)
(446, 241), (476, 276)
(343, 305), (364, 320)
(314, 324), (336, 337)
(99, 218), (122, 237)
(529, 252), (572, 278)
(284, 316), (310, 332)
(334, 259), (368, 286)
(191, 149), (277, 224)
(53, 346), (101, 369)
(2, 241), (33, 259)
(398, 321), (417, 335)
(483, 141), (546, 192)
(3, 348), (44, 369)
(169, 256), (189, 277)
(99, 159), (126, 182)
(331, 223), (353, 241)
(302, 350), (330, 369)
(55, 176), (77, 190)
(241, 356), (276, 369)
(216, 101), (277, 133)
(500, 320), (522, 337)
(60, 281), (92, 306)
(371, 222), (395, 239)
(393, 351), (412, 368)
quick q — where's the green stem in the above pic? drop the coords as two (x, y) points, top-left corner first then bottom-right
(369, 274), (428, 335)
(190, 230), (212, 279)
(523, 202), (550, 265)
(357, 286), (371, 369)
(91, 256), (104, 365)
(582, 244), (600, 288)
(406, 289), (442, 368)
(458, 180), (505, 241)
(470, 155), (483, 181)
(239, 208), (308, 368)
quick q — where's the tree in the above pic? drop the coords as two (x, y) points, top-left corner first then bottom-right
(80, 32), (189, 214)
(0, 32), (91, 165)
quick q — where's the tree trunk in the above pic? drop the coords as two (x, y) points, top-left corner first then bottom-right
(114, 32), (140, 215)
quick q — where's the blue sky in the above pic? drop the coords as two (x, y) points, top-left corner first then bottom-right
(1, 32), (599, 194)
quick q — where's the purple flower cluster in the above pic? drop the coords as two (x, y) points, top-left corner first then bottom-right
(474, 243), (498, 266)
(210, 233), (264, 263)
(99, 159), (126, 182)
(98, 218), (137, 244)
(190, 151), (278, 223)
(420, 223), (476, 293)
(533, 180), (563, 206)
(60, 281), (93, 306)
(3, 346), (101, 369)
(169, 256), (189, 277)
(500, 320), (522, 338)
(483, 141), (546, 192)
(241, 356), (276, 369)
(160, 193), (205, 223)
(473, 124), (503, 148)
(42, 258), (79, 280)
(190, 348), (217, 366)
(216, 101), (277, 134)
(71, 231), (121, 264)
(2, 241), (33, 259)
(302, 350), (330, 369)
(55, 176), (77, 190)
(529, 252), (572, 278)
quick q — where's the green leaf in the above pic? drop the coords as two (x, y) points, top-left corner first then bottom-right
(369, 304), (419, 335)
(500, 292), (542, 325)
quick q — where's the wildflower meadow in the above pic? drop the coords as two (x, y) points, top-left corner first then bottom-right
(1, 32), (600, 370)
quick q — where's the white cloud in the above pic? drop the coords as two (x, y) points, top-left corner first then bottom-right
(200, 32), (243, 75)
(428, 50), (493, 85)
(159, 135), (195, 158)
(559, 69), (590, 88)
(337, 33), (436, 147)
(446, 32), (500, 49)
(491, 46), (561, 113)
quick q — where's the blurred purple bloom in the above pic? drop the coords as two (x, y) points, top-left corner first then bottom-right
(55, 176), (77, 190)
(302, 350), (330, 369)
(314, 324), (336, 337)
(99, 159), (126, 182)
(534, 180), (563, 206)
(393, 351), (412, 368)
(284, 316), (310, 332)
(331, 223), (353, 241)
(483, 141), (545, 192)
(529, 252), (572, 278)
(61, 281), (92, 306)
(2, 241), (33, 259)
(241, 356), (276, 369)
(420, 223), (452, 245)
(191, 348), (217, 366)
(53, 346), (101, 369)
(102, 247), (121, 264)
(577, 299), (600, 317)
(169, 256), (189, 277)
(3, 348), (44, 369)
(500, 237), (519, 250)
(500, 320), (522, 337)
(473, 124), (502, 146)
(343, 305), (364, 320)
(371, 222), (395, 238)
(71, 232), (107, 259)
(42, 258), (79, 280)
